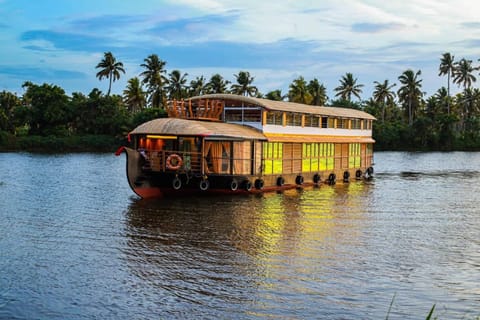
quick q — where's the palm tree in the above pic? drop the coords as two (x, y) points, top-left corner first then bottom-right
(189, 76), (208, 97)
(307, 78), (328, 106)
(397, 69), (423, 126)
(264, 89), (286, 101)
(453, 58), (477, 132)
(453, 58), (476, 90)
(95, 52), (125, 96)
(230, 71), (258, 96)
(373, 80), (396, 123)
(123, 77), (146, 113)
(167, 70), (189, 100)
(435, 87), (453, 116)
(288, 76), (312, 104)
(140, 54), (168, 108)
(206, 74), (230, 94)
(438, 52), (455, 114)
(334, 73), (364, 101)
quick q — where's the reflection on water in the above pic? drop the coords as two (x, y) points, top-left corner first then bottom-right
(0, 152), (479, 319)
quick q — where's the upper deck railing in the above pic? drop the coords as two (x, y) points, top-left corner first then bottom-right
(166, 99), (224, 121)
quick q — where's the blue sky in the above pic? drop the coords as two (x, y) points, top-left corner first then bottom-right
(1, 0), (480, 100)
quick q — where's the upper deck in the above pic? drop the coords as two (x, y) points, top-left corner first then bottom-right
(166, 94), (375, 143)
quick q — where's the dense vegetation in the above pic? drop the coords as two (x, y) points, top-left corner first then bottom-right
(1, 51), (479, 152)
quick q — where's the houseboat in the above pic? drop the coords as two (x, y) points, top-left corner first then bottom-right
(116, 94), (375, 198)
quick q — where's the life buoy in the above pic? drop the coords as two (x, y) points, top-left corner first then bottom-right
(313, 173), (321, 184)
(166, 154), (183, 170)
(328, 173), (336, 185)
(229, 179), (238, 191)
(172, 176), (182, 190)
(276, 176), (285, 186)
(343, 171), (350, 182)
(355, 169), (363, 179)
(254, 179), (264, 190)
(295, 175), (304, 185)
(199, 179), (210, 191)
(244, 180), (252, 191)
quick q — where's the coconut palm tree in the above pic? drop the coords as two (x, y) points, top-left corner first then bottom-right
(167, 70), (189, 100)
(230, 71), (258, 96)
(264, 89), (286, 101)
(140, 54), (168, 108)
(307, 78), (328, 106)
(206, 74), (230, 94)
(123, 77), (146, 113)
(95, 52), (125, 96)
(438, 52), (455, 114)
(453, 58), (477, 90)
(397, 69), (423, 126)
(373, 80), (396, 123)
(288, 76), (312, 104)
(189, 76), (208, 97)
(334, 73), (364, 101)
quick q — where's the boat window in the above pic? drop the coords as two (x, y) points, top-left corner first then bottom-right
(304, 115), (320, 127)
(262, 142), (283, 174)
(351, 119), (362, 129)
(363, 119), (372, 130)
(328, 118), (335, 128)
(336, 118), (347, 129)
(266, 111), (283, 125)
(321, 117), (328, 128)
(286, 113), (302, 126)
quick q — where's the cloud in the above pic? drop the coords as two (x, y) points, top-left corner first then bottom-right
(461, 22), (480, 29)
(68, 14), (148, 32)
(20, 30), (116, 53)
(351, 22), (405, 33)
(0, 65), (86, 81)
(146, 12), (240, 43)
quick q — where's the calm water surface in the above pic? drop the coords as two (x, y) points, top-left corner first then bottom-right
(0, 152), (479, 319)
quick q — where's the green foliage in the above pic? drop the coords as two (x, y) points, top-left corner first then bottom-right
(3, 50), (480, 152)
(131, 107), (167, 128)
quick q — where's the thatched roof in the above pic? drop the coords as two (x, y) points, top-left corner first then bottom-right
(188, 94), (376, 120)
(130, 118), (267, 140)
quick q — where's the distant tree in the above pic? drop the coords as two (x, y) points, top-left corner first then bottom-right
(21, 82), (70, 135)
(438, 52), (455, 114)
(307, 78), (328, 106)
(0, 90), (20, 133)
(398, 69), (423, 126)
(206, 74), (230, 94)
(123, 77), (146, 113)
(167, 70), (189, 100)
(189, 76), (208, 97)
(334, 73), (364, 101)
(95, 52), (125, 96)
(288, 76), (312, 104)
(373, 79), (396, 123)
(452, 59), (477, 133)
(264, 89), (286, 101)
(231, 71), (258, 96)
(140, 54), (168, 108)
(453, 58), (477, 90)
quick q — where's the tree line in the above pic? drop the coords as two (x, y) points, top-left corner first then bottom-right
(1, 51), (479, 151)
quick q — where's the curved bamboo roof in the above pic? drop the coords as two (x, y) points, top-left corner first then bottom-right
(188, 93), (376, 120)
(130, 118), (267, 140)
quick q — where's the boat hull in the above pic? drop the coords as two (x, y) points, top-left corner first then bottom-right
(116, 147), (373, 199)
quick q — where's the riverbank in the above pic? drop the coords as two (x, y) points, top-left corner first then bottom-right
(0, 132), (125, 153)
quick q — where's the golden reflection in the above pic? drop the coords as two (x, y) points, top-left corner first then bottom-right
(123, 182), (373, 282)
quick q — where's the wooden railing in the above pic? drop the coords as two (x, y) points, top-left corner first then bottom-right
(166, 99), (224, 121)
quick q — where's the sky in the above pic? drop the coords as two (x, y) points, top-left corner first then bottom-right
(1, 0), (480, 101)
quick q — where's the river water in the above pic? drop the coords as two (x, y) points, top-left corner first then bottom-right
(0, 152), (479, 319)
